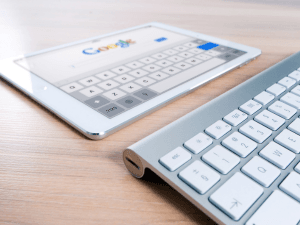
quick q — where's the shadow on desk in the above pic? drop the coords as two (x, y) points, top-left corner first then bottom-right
(141, 169), (217, 225)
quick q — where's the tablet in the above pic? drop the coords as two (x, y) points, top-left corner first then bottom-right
(0, 22), (261, 140)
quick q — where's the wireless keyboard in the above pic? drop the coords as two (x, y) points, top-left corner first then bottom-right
(123, 52), (300, 225)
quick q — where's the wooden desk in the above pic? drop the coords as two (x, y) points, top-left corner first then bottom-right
(1, 0), (299, 224)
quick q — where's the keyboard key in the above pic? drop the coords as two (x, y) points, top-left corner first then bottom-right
(291, 85), (300, 97)
(209, 172), (263, 221)
(84, 95), (109, 109)
(117, 96), (142, 109)
(135, 77), (156, 86)
(188, 48), (204, 54)
(173, 62), (192, 70)
(254, 110), (285, 131)
(142, 64), (161, 72)
(125, 61), (144, 69)
(162, 66), (181, 75)
(246, 190), (300, 225)
(95, 71), (116, 80)
(102, 89), (126, 100)
(114, 74), (134, 84)
(149, 58), (225, 93)
(155, 59), (173, 67)
(97, 80), (120, 90)
(242, 156), (280, 187)
(223, 109), (248, 126)
(79, 76), (100, 86)
(184, 132), (213, 154)
(184, 57), (202, 65)
(79, 86), (103, 97)
(163, 49), (178, 56)
(205, 50), (222, 57)
(151, 53), (168, 60)
(288, 70), (300, 81)
(287, 118), (300, 137)
(159, 147), (191, 171)
(239, 120), (272, 143)
(281, 92), (300, 109)
(148, 72), (169, 80)
(139, 57), (156, 64)
(295, 162), (300, 174)
(128, 69), (149, 78)
(173, 46), (188, 51)
(205, 120), (231, 139)
(222, 132), (257, 157)
(60, 82), (83, 93)
(239, 99), (262, 115)
(275, 129), (300, 153)
(260, 141), (295, 169)
(133, 89), (157, 100)
(98, 103), (124, 118)
(202, 145), (240, 174)
(119, 82), (142, 93)
(179, 160), (220, 194)
(195, 54), (212, 61)
(279, 171), (300, 202)
(178, 52), (194, 58)
(278, 76), (296, 88)
(266, 83), (286, 96)
(167, 56), (184, 63)
(183, 42), (198, 48)
(253, 91), (275, 105)
(268, 100), (297, 119)
(111, 66), (131, 74)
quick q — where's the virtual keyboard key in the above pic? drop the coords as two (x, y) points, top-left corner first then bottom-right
(125, 61), (144, 69)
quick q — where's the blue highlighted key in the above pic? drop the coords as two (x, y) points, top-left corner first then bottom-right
(197, 42), (219, 50)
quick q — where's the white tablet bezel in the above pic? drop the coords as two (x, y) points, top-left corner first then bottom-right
(0, 22), (261, 140)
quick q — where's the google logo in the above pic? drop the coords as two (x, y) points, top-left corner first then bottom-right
(83, 39), (136, 55)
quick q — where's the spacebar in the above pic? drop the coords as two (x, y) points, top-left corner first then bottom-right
(149, 58), (226, 93)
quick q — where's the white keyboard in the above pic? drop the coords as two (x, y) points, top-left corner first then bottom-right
(124, 52), (300, 225)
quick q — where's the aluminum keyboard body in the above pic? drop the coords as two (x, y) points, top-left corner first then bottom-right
(123, 52), (300, 225)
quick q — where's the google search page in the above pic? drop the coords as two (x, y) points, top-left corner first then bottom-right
(16, 26), (190, 84)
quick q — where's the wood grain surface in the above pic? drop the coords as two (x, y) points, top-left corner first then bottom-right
(0, 0), (300, 224)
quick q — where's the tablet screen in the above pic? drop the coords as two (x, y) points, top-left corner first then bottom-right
(15, 26), (246, 118)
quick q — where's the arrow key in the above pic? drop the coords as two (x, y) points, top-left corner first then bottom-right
(209, 172), (263, 220)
